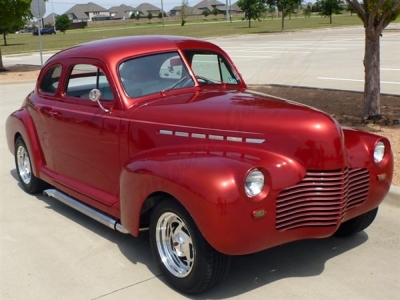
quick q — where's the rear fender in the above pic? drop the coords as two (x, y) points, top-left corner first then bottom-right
(5, 108), (44, 177)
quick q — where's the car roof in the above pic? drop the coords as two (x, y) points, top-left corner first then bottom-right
(45, 35), (224, 67)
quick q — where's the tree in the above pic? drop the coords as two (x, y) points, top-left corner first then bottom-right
(317, 0), (343, 23)
(346, 0), (400, 119)
(212, 7), (219, 18)
(346, 3), (356, 15)
(268, 6), (277, 19)
(237, 0), (267, 28)
(55, 14), (71, 34)
(202, 10), (210, 18)
(147, 12), (153, 23)
(180, 0), (191, 26)
(157, 12), (166, 21)
(132, 12), (141, 23)
(304, 5), (312, 17)
(267, 0), (302, 31)
(0, 0), (32, 70)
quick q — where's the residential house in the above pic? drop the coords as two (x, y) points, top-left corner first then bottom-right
(229, 2), (243, 14)
(169, 5), (195, 17)
(65, 2), (108, 22)
(193, 0), (225, 15)
(42, 13), (59, 28)
(109, 4), (137, 20)
(135, 3), (161, 17)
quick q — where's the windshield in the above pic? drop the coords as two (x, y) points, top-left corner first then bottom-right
(118, 50), (240, 98)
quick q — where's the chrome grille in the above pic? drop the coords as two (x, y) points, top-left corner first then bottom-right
(276, 168), (369, 231)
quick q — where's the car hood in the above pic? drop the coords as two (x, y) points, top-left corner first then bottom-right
(130, 89), (346, 170)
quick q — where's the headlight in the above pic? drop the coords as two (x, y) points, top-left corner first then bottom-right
(374, 141), (385, 163)
(245, 169), (264, 197)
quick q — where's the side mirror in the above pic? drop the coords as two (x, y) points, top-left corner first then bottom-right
(89, 89), (110, 113)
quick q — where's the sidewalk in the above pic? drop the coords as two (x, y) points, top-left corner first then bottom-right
(386, 184), (400, 207)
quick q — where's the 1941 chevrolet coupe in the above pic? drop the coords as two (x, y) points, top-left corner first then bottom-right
(5, 35), (393, 294)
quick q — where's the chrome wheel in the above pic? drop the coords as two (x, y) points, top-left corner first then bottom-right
(14, 137), (47, 194)
(155, 212), (194, 278)
(16, 145), (32, 185)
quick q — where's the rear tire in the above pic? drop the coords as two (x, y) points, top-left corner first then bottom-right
(149, 198), (230, 294)
(14, 136), (47, 194)
(334, 207), (378, 237)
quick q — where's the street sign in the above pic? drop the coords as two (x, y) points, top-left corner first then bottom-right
(30, 0), (46, 67)
(30, 0), (46, 18)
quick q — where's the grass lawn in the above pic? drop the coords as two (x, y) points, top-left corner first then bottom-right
(1, 14), (372, 55)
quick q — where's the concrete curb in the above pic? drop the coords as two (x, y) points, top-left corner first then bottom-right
(384, 185), (400, 208)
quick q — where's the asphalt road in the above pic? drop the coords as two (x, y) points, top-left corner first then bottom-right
(1, 26), (399, 299)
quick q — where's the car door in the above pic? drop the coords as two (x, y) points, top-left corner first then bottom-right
(50, 61), (122, 207)
(29, 64), (63, 172)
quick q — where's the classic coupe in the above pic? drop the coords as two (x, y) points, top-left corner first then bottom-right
(5, 35), (393, 294)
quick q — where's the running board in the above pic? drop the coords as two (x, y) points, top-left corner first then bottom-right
(43, 189), (130, 234)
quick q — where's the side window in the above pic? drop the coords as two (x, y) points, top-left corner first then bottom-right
(219, 57), (239, 84)
(190, 53), (239, 85)
(66, 64), (113, 101)
(191, 54), (220, 82)
(40, 65), (62, 94)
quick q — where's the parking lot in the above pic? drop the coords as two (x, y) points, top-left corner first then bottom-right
(1, 26), (400, 299)
(213, 25), (400, 95)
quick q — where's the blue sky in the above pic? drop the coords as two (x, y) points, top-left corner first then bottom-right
(46, 0), (210, 15)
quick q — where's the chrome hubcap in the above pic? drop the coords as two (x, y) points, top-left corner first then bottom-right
(156, 212), (194, 278)
(17, 146), (31, 185)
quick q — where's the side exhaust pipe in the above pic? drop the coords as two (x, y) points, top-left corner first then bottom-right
(43, 189), (129, 234)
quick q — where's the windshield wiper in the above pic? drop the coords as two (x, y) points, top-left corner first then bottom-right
(195, 75), (223, 85)
(161, 76), (190, 95)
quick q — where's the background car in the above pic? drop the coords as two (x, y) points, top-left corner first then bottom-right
(32, 27), (56, 35)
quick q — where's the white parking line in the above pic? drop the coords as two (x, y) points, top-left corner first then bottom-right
(230, 55), (272, 58)
(318, 77), (400, 85)
(3, 57), (21, 61)
(237, 50), (311, 54)
(250, 46), (347, 50)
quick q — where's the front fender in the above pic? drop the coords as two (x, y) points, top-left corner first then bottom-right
(342, 128), (393, 219)
(119, 145), (307, 254)
(120, 150), (253, 232)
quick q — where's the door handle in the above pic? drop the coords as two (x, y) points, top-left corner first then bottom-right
(48, 110), (59, 116)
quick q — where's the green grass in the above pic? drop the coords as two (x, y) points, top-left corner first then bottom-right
(2, 14), (397, 55)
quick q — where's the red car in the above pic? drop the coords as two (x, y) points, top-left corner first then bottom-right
(5, 35), (393, 294)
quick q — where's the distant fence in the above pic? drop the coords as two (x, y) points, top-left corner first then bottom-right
(86, 13), (245, 27)
(70, 22), (87, 30)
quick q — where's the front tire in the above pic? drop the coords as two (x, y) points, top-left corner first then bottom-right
(334, 207), (378, 237)
(149, 199), (230, 294)
(14, 136), (47, 194)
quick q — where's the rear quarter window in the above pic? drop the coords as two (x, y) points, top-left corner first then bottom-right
(39, 65), (62, 94)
